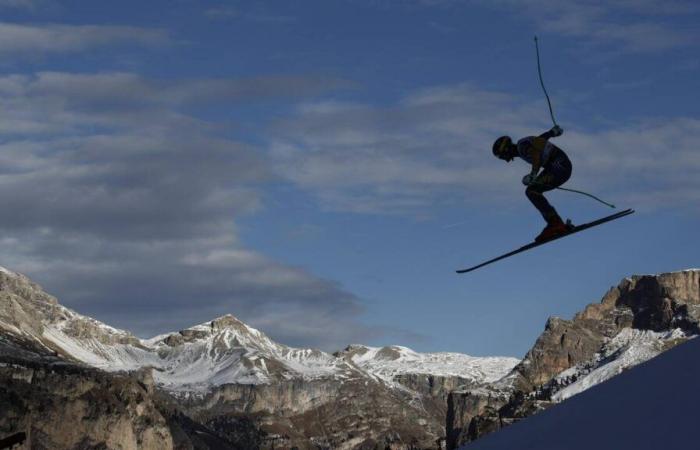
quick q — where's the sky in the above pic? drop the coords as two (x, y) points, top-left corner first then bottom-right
(0, 0), (698, 357)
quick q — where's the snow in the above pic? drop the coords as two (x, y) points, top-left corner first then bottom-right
(28, 314), (520, 393)
(551, 328), (687, 401)
(347, 345), (519, 384)
(461, 337), (700, 450)
(35, 313), (360, 391)
(42, 325), (159, 370)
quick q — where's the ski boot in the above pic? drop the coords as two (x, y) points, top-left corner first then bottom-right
(535, 217), (571, 243)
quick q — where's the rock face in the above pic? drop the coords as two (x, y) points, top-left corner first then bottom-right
(0, 332), (173, 450)
(183, 378), (447, 450)
(446, 270), (700, 449)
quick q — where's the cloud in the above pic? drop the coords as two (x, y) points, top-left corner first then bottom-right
(560, 118), (700, 211)
(0, 70), (383, 351)
(204, 6), (240, 19)
(269, 83), (548, 214)
(205, 5), (296, 23)
(269, 83), (700, 216)
(0, 72), (350, 136)
(0, 0), (44, 10)
(480, 0), (699, 53)
(0, 22), (169, 55)
(389, 0), (698, 53)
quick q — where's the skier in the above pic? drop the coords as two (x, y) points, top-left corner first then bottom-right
(492, 125), (572, 242)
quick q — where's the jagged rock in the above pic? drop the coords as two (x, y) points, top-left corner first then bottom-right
(0, 336), (174, 450)
(445, 388), (510, 449)
(514, 316), (607, 390)
(447, 270), (700, 449)
(177, 377), (448, 449)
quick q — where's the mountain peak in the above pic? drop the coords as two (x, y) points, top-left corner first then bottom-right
(210, 314), (246, 330)
(179, 313), (265, 340)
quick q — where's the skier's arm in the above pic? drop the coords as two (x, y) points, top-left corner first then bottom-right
(538, 129), (556, 140)
(538, 125), (563, 140)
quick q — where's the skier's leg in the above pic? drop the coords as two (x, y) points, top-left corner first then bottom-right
(526, 184), (560, 223)
(525, 155), (572, 224)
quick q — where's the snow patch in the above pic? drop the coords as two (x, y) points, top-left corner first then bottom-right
(552, 328), (687, 402)
(348, 345), (519, 385)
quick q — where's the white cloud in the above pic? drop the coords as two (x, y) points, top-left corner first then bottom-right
(0, 0), (43, 10)
(0, 22), (168, 55)
(0, 70), (383, 351)
(0, 72), (348, 136)
(205, 4), (296, 23)
(396, 0), (698, 53)
(480, 0), (698, 53)
(204, 6), (240, 19)
(270, 83), (547, 214)
(561, 118), (700, 210)
(269, 83), (700, 215)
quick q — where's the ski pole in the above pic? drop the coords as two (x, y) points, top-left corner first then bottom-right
(530, 179), (616, 209)
(554, 187), (616, 209)
(534, 36), (558, 127)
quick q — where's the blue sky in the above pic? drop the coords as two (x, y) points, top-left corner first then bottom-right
(0, 0), (698, 357)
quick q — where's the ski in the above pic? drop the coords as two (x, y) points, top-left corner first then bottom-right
(456, 208), (635, 274)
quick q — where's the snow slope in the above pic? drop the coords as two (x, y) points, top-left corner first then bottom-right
(346, 345), (519, 384)
(461, 336), (700, 450)
(551, 328), (686, 401)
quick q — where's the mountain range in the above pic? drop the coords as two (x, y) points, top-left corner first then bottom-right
(1, 265), (698, 449)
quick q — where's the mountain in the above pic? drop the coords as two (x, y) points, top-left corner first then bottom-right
(0, 265), (517, 391)
(0, 265), (517, 449)
(341, 344), (516, 385)
(447, 269), (700, 449)
(460, 335), (700, 450)
(1, 265), (698, 449)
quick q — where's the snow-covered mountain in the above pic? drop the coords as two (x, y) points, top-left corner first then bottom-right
(447, 269), (700, 449)
(461, 335), (700, 450)
(0, 264), (521, 449)
(549, 327), (686, 402)
(0, 265), (518, 393)
(341, 344), (517, 385)
(2, 265), (698, 450)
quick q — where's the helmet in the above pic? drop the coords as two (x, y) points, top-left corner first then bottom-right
(492, 136), (513, 160)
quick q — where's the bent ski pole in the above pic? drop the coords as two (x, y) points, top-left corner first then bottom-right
(555, 186), (616, 209)
(534, 36), (558, 127)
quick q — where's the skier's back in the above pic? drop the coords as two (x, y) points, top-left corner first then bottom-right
(492, 125), (572, 242)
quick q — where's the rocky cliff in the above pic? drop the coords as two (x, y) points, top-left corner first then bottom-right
(0, 331), (235, 449)
(446, 270), (700, 449)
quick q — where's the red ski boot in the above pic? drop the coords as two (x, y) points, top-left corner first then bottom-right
(535, 218), (570, 243)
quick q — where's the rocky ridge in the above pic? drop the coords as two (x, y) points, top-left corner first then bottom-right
(1, 266), (697, 449)
(0, 265), (517, 449)
(446, 269), (700, 449)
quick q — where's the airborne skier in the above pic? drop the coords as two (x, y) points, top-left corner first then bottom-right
(492, 125), (572, 242)
(456, 37), (635, 275)
(458, 123), (634, 275)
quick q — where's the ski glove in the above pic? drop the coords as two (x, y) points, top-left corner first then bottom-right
(522, 174), (537, 186)
(550, 125), (563, 137)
